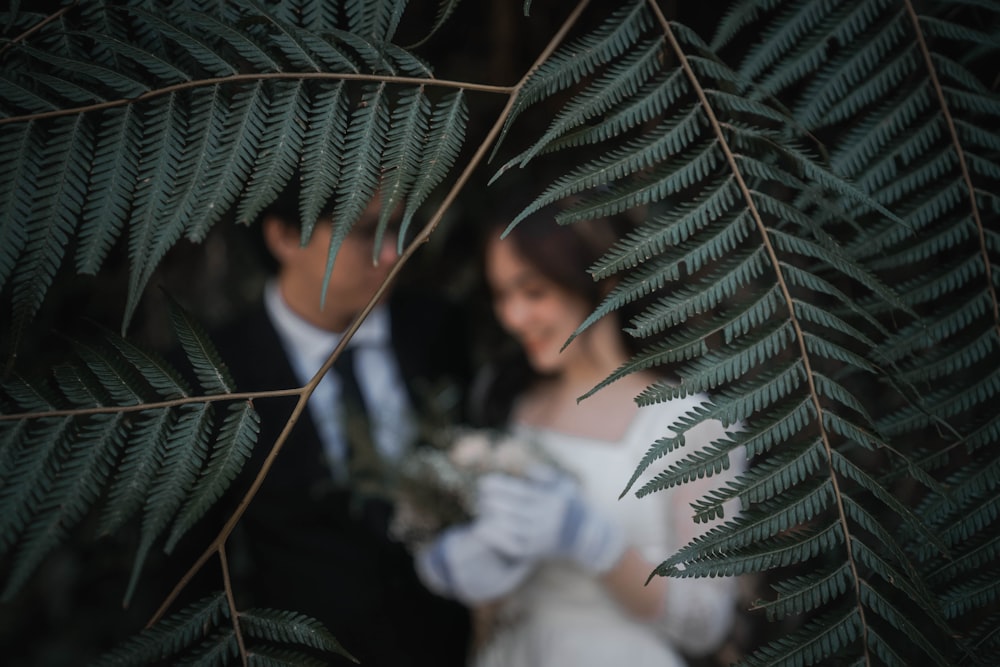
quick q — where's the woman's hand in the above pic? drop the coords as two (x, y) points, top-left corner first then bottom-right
(475, 466), (627, 574)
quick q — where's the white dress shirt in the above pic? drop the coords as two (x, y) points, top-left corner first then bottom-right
(264, 280), (415, 482)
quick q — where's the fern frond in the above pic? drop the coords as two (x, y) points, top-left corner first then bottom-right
(379, 85), (431, 245)
(239, 607), (352, 659)
(233, 81), (308, 227)
(123, 402), (214, 605)
(10, 114), (91, 330)
(89, 593), (228, 666)
(494, 0), (653, 155)
(123, 92), (191, 330)
(166, 399), (259, 553)
(324, 81), (389, 279)
(0, 414), (72, 557)
(401, 89), (467, 244)
(300, 82), (349, 230)
(76, 105), (138, 274)
(1, 413), (124, 601)
(166, 292), (235, 395)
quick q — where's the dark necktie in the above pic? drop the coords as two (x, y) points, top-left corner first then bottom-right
(333, 346), (383, 491)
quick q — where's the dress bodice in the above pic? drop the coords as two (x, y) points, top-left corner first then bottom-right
(474, 394), (741, 667)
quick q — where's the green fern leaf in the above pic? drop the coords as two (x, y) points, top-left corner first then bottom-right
(77, 105), (139, 274)
(11, 114), (91, 330)
(234, 80), (308, 227)
(243, 0), (322, 71)
(97, 408), (173, 537)
(239, 607), (353, 660)
(107, 329), (192, 400)
(1, 413), (125, 601)
(123, 92), (192, 330)
(323, 81), (390, 299)
(18, 44), (150, 97)
(166, 399), (259, 554)
(165, 292), (235, 395)
(755, 563), (854, 621)
(740, 605), (860, 667)
(513, 36), (667, 169)
(397, 88), (466, 243)
(98, 32), (192, 84)
(496, 1), (652, 153)
(0, 73), (59, 114)
(176, 8), (280, 72)
(0, 121), (34, 293)
(123, 402), (214, 606)
(858, 580), (953, 666)
(183, 81), (271, 238)
(0, 415), (72, 557)
(300, 82), (349, 231)
(89, 593), (228, 666)
(128, 6), (239, 78)
(379, 85), (431, 247)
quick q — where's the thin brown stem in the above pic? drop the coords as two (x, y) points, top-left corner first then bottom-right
(148, 0), (591, 629)
(0, 72), (513, 126)
(647, 0), (870, 661)
(219, 545), (248, 667)
(904, 0), (1000, 340)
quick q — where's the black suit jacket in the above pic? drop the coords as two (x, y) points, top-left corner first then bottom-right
(178, 289), (472, 667)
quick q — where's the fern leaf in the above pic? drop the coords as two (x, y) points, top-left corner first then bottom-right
(300, 82), (349, 229)
(243, 0), (322, 71)
(234, 80), (308, 227)
(377, 85), (430, 248)
(496, 1), (652, 153)
(166, 399), (259, 553)
(97, 408), (174, 537)
(165, 292), (235, 395)
(123, 92), (191, 330)
(123, 402), (214, 606)
(183, 81), (271, 238)
(514, 36), (667, 169)
(401, 88), (467, 240)
(10, 114), (91, 330)
(107, 330), (192, 400)
(323, 81), (390, 297)
(858, 580), (953, 666)
(17, 45), (150, 97)
(0, 416), (72, 556)
(128, 6), (239, 78)
(76, 105), (139, 274)
(1, 413), (125, 601)
(740, 605), (860, 667)
(175, 8), (280, 73)
(239, 607), (353, 660)
(90, 593), (228, 666)
(755, 562), (854, 621)
(0, 121), (35, 293)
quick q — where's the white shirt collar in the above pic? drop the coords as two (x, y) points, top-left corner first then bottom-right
(264, 280), (391, 371)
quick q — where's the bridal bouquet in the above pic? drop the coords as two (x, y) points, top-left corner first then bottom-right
(389, 427), (555, 551)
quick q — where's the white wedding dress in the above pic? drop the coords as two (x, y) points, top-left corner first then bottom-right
(473, 394), (742, 667)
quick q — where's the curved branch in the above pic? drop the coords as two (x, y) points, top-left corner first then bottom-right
(904, 0), (1000, 341)
(646, 0), (872, 657)
(0, 71), (514, 126)
(147, 0), (593, 629)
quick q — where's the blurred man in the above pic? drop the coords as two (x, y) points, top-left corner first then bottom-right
(198, 185), (472, 666)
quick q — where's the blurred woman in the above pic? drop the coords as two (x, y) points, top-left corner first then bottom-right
(416, 209), (743, 667)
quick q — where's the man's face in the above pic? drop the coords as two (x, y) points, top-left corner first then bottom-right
(267, 197), (401, 332)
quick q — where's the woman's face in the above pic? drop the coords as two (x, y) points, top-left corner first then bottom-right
(485, 236), (591, 374)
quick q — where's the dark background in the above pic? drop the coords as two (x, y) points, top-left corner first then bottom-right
(0, 2), (761, 665)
